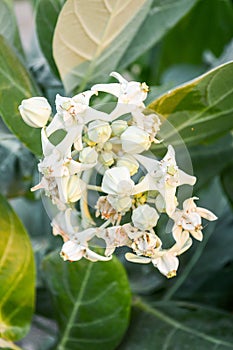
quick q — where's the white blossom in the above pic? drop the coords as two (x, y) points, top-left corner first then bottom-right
(172, 197), (217, 241)
(92, 72), (149, 107)
(101, 166), (149, 213)
(19, 71), (217, 279)
(135, 145), (196, 216)
(126, 231), (192, 278)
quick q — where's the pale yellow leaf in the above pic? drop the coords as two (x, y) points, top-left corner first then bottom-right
(53, 0), (149, 91)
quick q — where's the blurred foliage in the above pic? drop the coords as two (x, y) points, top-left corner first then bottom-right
(0, 0), (232, 349)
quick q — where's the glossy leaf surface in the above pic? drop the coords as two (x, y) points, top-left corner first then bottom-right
(43, 253), (131, 350)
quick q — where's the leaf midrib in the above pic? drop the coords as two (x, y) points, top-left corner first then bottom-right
(135, 298), (233, 348)
(58, 262), (93, 350)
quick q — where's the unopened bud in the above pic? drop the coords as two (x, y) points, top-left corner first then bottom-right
(19, 97), (51, 128)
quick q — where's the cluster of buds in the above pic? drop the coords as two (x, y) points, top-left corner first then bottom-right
(19, 72), (217, 278)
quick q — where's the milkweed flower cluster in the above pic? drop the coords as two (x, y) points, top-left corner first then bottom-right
(19, 72), (217, 278)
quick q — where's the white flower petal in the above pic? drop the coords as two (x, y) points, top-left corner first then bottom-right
(91, 82), (121, 97)
(60, 240), (83, 261)
(190, 229), (203, 241)
(85, 248), (112, 262)
(196, 207), (218, 221)
(164, 184), (177, 217)
(152, 252), (179, 278)
(125, 252), (151, 264)
(178, 169), (196, 186)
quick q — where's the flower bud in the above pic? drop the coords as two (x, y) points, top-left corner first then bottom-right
(99, 151), (114, 167)
(111, 120), (128, 136)
(132, 204), (159, 231)
(121, 126), (151, 154)
(87, 120), (111, 143)
(117, 154), (139, 176)
(79, 147), (98, 164)
(19, 97), (51, 128)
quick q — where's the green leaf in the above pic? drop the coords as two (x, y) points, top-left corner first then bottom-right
(0, 35), (42, 156)
(118, 299), (233, 349)
(36, 0), (65, 78)
(148, 62), (233, 148)
(190, 133), (233, 189)
(0, 0), (23, 56)
(43, 253), (131, 350)
(53, 0), (152, 92)
(119, 0), (198, 69)
(221, 161), (233, 208)
(0, 194), (35, 342)
(0, 132), (36, 198)
(157, 0), (233, 77)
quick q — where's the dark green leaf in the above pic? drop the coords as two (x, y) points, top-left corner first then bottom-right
(149, 62), (233, 148)
(36, 0), (65, 78)
(0, 35), (41, 156)
(119, 0), (198, 69)
(190, 133), (233, 189)
(118, 300), (233, 349)
(43, 253), (131, 350)
(0, 133), (36, 198)
(0, 194), (35, 341)
(158, 0), (233, 77)
(221, 162), (233, 208)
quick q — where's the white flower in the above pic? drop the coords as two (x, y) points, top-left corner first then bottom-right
(87, 120), (112, 144)
(132, 204), (159, 231)
(46, 91), (110, 151)
(121, 126), (151, 154)
(111, 120), (128, 136)
(101, 166), (149, 213)
(97, 226), (131, 256)
(61, 240), (111, 262)
(92, 72), (149, 107)
(172, 197), (217, 241)
(101, 166), (134, 212)
(131, 230), (162, 257)
(126, 231), (192, 278)
(116, 154), (139, 176)
(37, 130), (92, 181)
(19, 97), (51, 128)
(60, 228), (112, 262)
(102, 166), (135, 196)
(135, 145), (196, 216)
